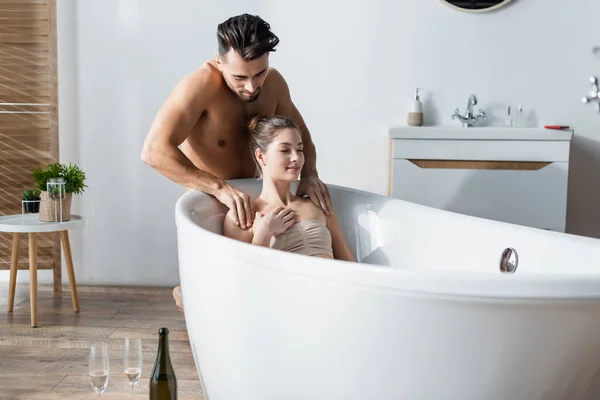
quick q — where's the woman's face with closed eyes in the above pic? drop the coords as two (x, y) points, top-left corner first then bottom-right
(255, 128), (304, 181)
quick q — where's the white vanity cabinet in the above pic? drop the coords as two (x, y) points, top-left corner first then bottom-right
(387, 127), (573, 232)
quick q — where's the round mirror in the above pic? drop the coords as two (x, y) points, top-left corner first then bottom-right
(441, 0), (513, 13)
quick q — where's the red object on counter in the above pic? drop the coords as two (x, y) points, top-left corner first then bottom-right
(544, 125), (570, 130)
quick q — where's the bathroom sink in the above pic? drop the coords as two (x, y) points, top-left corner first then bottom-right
(387, 125), (573, 232)
(388, 126), (573, 141)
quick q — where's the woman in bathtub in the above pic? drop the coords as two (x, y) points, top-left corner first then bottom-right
(223, 115), (356, 262)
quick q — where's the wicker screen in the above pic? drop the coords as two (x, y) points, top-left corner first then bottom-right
(0, 0), (59, 271)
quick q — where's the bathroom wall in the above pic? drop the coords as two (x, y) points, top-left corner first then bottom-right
(4, 0), (597, 286)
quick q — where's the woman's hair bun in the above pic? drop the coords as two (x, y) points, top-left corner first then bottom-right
(246, 114), (263, 135)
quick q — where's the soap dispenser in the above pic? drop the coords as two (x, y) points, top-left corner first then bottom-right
(407, 88), (423, 126)
(504, 106), (513, 127)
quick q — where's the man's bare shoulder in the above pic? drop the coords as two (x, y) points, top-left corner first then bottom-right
(265, 66), (289, 91)
(171, 61), (224, 104)
(263, 67), (293, 111)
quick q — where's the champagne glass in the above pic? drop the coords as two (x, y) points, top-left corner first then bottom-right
(124, 338), (143, 396)
(89, 340), (110, 397)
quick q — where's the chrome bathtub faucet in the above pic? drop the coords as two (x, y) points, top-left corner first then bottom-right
(451, 94), (487, 127)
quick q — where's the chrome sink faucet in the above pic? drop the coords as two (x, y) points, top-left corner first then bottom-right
(451, 94), (487, 127)
(582, 76), (600, 113)
(582, 46), (600, 113)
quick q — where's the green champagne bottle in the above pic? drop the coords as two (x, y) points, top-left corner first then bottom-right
(149, 327), (177, 399)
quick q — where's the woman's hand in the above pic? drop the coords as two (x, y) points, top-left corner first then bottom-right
(253, 206), (295, 237)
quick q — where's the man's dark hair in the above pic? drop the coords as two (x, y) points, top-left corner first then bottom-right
(217, 14), (279, 61)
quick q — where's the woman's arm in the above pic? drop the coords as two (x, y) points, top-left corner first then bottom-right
(224, 208), (292, 248)
(223, 210), (254, 244)
(327, 212), (357, 262)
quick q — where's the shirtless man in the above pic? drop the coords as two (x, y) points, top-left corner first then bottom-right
(141, 14), (332, 312)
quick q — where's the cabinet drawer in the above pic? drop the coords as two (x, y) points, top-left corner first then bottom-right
(390, 158), (569, 231)
(391, 139), (570, 162)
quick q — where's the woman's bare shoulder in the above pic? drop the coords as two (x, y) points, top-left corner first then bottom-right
(253, 198), (270, 215)
(292, 197), (326, 220)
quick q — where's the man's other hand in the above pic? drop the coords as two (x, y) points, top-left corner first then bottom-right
(296, 173), (332, 216)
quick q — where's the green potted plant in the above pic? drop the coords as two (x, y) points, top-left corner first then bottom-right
(22, 189), (41, 213)
(31, 163), (87, 222)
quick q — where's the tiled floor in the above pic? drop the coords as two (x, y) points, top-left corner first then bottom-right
(0, 284), (203, 399)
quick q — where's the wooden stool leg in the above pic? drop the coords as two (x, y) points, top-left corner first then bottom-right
(8, 233), (20, 312)
(53, 265), (62, 293)
(53, 232), (62, 293)
(60, 230), (79, 313)
(28, 233), (38, 328)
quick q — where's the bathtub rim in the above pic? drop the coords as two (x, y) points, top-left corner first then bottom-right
(175, 180), (600, 300)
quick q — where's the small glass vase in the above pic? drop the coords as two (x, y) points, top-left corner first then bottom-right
(46, 178), (67, 222)
(47, 178), (67, 201)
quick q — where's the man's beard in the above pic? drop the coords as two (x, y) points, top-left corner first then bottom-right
(241, 88), (261, 103)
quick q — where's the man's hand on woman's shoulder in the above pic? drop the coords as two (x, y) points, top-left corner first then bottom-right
(296, 173), (333, 217)
(216, 183), (255, 230)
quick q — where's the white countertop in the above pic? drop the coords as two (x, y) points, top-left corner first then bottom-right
(0, 214), (84, 233)
(388, 126), (574, 141)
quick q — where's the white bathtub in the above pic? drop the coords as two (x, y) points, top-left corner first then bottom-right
(175, 178), (600, 400)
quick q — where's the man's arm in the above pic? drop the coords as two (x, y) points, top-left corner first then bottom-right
(141, 67), (222, 196)
(141, 66), (255, 229)
(272, 68), (333, 215)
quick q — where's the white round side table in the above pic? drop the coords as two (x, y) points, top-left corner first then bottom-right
(0, 214), (84, 327)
